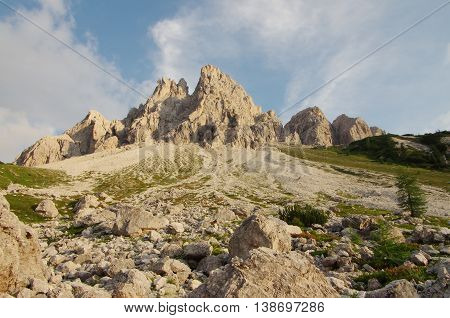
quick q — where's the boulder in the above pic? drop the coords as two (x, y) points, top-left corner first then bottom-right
(74, 195), (100, 212)
(35, 199), (59, 218)
(410, 226), (448, 244)
(112, 269), (150, 298)
(410, 251), (428, 266)
(189, 247), (339, 298)
(70, 281), (111, 298)
(197, 255), (226, 275)
(0, 205), (47, 294)
(183, 242), (213, 261)
(420, 260), (450, 298)
(167, 222), (184, 234)
(342, 215), (373, 231)
(112, 205), (169, 237)
(365, 280), (418, 298)
(229, 215), (291, 260)
(73, 207), (116, 227)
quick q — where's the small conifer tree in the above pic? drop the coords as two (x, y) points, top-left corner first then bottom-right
(396, 173), (427, 217)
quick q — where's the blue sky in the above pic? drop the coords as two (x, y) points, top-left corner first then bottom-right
(0, 0), (449, 162)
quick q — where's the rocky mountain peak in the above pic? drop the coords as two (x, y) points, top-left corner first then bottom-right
(332, 114), (373, 145)
(151, 77), (189, 103)
(284, 106), (334, 147)
(16, 65), (282, 166)
(15, 65), (384, 166)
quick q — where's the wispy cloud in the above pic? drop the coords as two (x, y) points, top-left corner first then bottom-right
(148, 0), (450, 134)
(0, 0), (141, 162)
(148, 0), (384, 113)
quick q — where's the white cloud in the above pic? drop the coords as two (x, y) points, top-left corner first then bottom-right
(148, 0), (449, 135)
(148, 0), (385, 113)
(0, 108), (55, 163)
(0, 0), (143, 162)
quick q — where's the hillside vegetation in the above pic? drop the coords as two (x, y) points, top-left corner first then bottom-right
(346, 132), (449, 170)
(278, 141), (450, 192)
(0, 163), (68, 190)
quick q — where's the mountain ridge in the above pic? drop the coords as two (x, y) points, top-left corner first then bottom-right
(16, 65), (383, 166)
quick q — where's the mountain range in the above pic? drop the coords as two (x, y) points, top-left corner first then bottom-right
(16, 65), (384, 166)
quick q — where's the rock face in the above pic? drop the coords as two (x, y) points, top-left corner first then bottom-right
(332, 114), (373, 145)
(189, 247), (339, 298)
(123, 65), (284, 148)
(229, 215), (292, 260)
(16, 111), (121, 166)
(370, 126), (385, 136)
(0, 204), (47, 294)
(16, 65), (383, 166)
(284, 107), (334, 147)
(16, 65), (284, 166)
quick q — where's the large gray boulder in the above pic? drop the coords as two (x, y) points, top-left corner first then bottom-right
(183, 242), (213, 261)
(112, 205), (169, 237)
(0, 205), (47, 294)
(365, 280), (418, 298)
(189, 247), (339, 298)
(112, 269), (151, 298)
(229, 215), (291, 260)
(35, 199), (59, 218)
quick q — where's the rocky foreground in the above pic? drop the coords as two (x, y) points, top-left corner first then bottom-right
(1, 191), (448, 298)
(1, 143), (449, 298)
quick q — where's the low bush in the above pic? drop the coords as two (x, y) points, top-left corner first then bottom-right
(279, 204), (329, 227)
(354, 266), (434, 287)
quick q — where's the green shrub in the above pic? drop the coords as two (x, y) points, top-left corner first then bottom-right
(279, 204), (329, 227)
(396, 173), (427, 217)
(369, 240), (416, 269)
(354, 266), (435, 287)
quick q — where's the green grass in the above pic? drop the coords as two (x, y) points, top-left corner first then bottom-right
(278, 145), (450, 192)
(5, 193), (47, 223)
(424, 215), (450, 229)
(311, 250), (329, 257)
(350, 232), (364, 245)
(335, 203), (391, 217)
(368, 240), (416, 269)
(211, 243), (227, 256)
(354, 266), (435, 287)
(0, 164), (68, 190)
(65, 224), (87, 237)
(54, 197), (80, 219)
(336, 190), (360, 200)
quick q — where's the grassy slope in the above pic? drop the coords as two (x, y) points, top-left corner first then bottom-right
(278, 145), (449, 192)
(0, 163), (68, 189)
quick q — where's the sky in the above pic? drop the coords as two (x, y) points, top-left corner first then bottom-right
(0, 0), (449, 162)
